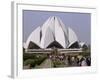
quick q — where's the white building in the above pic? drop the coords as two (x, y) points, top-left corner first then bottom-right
(24, 16), (79, 49)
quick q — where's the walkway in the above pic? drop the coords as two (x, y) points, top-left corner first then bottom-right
(35, 59), (53, 68)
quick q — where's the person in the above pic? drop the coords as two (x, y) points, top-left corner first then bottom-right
(49, 55), (52, 59)
(81, 57), (87, 66)
(71, 56), (79, 66)
(65, 56), (69, 66)
(67, 55), (71, 66)
(75, 56), (80, 66)
(86, 57), (91, 66)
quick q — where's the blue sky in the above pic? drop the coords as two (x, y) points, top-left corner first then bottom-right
(23, 10), (91, 45)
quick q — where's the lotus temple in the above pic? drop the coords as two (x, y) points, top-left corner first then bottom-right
(24, 16), (87, 54)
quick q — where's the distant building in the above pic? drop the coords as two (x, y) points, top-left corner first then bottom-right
(24, 16), (80, 49)
(79, 42), (87, 48)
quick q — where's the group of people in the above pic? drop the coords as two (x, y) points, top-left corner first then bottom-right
(67, 55), (91, 66)
(48, 54), (66, 61)
(48, 53), (91, 67)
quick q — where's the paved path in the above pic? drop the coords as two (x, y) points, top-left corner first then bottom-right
(36, 59), (53, 68)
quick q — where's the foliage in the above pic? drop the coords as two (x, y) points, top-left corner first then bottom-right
(53, 60), (65, 67)
(24, 59), (36, 68)
(23, 53), (37, 61)
(23, 53), (47, 68)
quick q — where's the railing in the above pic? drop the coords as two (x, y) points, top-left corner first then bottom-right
(25, 48), (82, 54)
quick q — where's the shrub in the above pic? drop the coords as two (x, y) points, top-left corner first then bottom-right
(24, 59), (36, 68)
(23, 53), (48, 68)
(35, 56), (47, 65)
(23, 53), (36, 61)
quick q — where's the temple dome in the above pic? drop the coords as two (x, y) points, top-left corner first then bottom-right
(25, 16), (79, 49)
